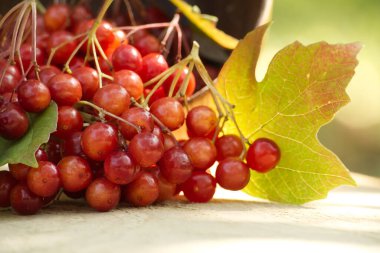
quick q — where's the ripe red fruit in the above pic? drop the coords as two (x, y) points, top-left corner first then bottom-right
(0, 92), (18, 107)
(123, 171), (159, 207)
(81, 122), (118, 161)
(119, 107), (154, 140)
(10, 184), (43, 215)
(61, 131), (86, 157)
(246, 138), (281, 173)
(47, 31), (78, 65)
(86, 178), (120, 212)
(138, 53), (168, 83)
(27, 161), (61, 197)
(163, 67), (196, 97)
(181, 171), (216, 203)
(70, 5), (92, 28)
(44, 3), (70, 32)
(0, 61), (22, 94)
(129, 132), (164, 167)
(186, 106), (217, 138)
(150, 97), (185, 131)
(112, 44), (142, 72)
(215, 134), (244, 161)
(0, 103), (29, 140)
(18, 44), (45, 70)
(28, 65), (61, 84)
(47, 74), (82, 106)
(57, 156), (93, 192)
(46, 138), (63, 164)
(104, 151), (140, 185)
(75, 20), (115, 52)
(133, 34), (160, 56)
(113, 70), (143, 100)
(17, 80), (51, 112)
(93, 84), (130, 116)
(215, 158), (250, 191)
(9, 148), (48, 181)
(183, 137), (217, 170)
(57, 106), (83, 134)
(143, 86), (166, 106)
(72, 67), (99, 100)
(156, 173), (177, 202)
(159, 146), (193, 184)
(0, 171), (17, 207)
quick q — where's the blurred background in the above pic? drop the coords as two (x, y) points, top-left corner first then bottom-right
(1, 0), (379, 177)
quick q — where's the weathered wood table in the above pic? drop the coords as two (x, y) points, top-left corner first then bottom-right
(0, 171), (379, 253)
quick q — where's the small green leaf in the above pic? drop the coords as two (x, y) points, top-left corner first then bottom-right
(217, 24), (360, 204)
(0, 102), (58, 168)
(169, 0), (239, 50)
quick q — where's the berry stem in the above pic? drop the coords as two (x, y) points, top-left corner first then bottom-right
(77, 100), (141, 133)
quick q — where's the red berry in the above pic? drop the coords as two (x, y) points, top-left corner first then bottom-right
(183, 137), (217, 170)
(27, 161), (61, 197)
(47, 74), (82, 106)
(159, 146), (193, 184)
(72, 67), (99, 100)
(57, 106), (83, 134)
(129, 132), (164, 167)
(17, 80), (51, 112)
(10, 183), (43, 215)
(163, 67), (196, 97)
(9, 148), (48, 181)
(246, 138), (281, 173)
(182, 171), (216, 203)
(18, 44), (45, 70)
(28, 65), (61, 84)
(119, 107), (154, 140)
(216, 158), (250, 191)
(112, 44), (142, 72)
(123, 171), (159, 207)
(57, 156), (93, 192)
(44, 3), (70, 32)
(86, 178), (120, 212)
(113, 70), (143, 100)
(0, 61), (22, 94)
(93, 84), (130, 116)
(104, 150), (140, 185)
(61, 131), (86, 157)
(47, 31), (78, 65)
(215, 134), (244, 161)
(138, 53), (168, 83)
(186, 106), (217, 138)
(150, 97), (185, 131)
(133, 34), (160, 56)
(0, 171), (17, 207)
(0, 103), (29, 140)
(81, 122), (119, 161)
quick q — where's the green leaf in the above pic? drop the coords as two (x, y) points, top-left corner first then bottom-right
(0, 102), (58, 168)
(217, 24), (360, 204)
(169, 0), (239, 50)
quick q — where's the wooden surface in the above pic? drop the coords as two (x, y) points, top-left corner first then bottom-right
(0, 172), (379, 253)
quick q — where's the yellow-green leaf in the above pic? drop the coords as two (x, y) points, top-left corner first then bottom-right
(169, 0), (238, 49)
(217, 24), (360, 204)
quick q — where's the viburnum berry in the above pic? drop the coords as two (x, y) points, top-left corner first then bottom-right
(246, 138), (281, 173)
(216, 158), (250, 191)
(181, 171), (216, 203)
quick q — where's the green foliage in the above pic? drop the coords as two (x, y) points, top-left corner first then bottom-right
(217, 24), (360, 204)
(0, 102), (58, 168)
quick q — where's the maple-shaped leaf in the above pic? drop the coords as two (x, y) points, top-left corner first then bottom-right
(217, 24), (360, 204)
